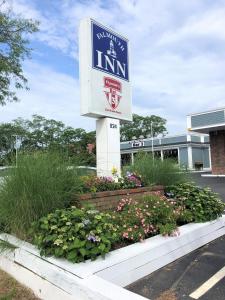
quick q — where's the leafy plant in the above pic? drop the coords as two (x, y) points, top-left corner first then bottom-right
(0, 152), (83, 238)
(0, 5), (39, 105)
(126, 152), (187, 186)
(31, 207), (119, 263)
(112, 193), (182, 242)
(166, 182), (225, 222)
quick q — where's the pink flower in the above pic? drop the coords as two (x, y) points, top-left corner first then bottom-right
(122, 232), (129, 238)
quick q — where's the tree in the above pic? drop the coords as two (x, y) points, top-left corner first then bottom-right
(24, 115), (65, 150)
(120, 114), (167, 141)
(0, 2), (39, 105)
(0, 115), (96, 166)
(0, 122), (25, 165)
(61, 127), (96, 166)
(61, 127), (86, 146)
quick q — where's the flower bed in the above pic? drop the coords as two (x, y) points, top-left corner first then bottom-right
(30, 183), (225, 264)
(33, 192), (183, 264)
(77, 185), (164, 211)
(0, 178), (225, 300)
(1, 216), (225, 300)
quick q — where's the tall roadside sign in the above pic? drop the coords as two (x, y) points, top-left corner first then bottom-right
(79, 18), (132, 176)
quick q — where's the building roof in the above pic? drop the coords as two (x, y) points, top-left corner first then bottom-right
(187, 108), (225, 133)
(120, 133), (209, 151)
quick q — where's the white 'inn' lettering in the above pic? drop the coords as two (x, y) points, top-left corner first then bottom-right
(96, 50), (126, 78)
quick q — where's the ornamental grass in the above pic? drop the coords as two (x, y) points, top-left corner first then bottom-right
(0, 151), (82, 239)
(126, 152), (188, 187)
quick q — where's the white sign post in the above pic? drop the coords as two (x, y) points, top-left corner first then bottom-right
(96, 118), (121, 177)
(79, 18), (132, 177)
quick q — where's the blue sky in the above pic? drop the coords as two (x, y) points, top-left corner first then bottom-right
(1, 0), (225, 134)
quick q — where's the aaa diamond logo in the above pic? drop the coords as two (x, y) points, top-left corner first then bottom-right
(104, 77), (122, 110)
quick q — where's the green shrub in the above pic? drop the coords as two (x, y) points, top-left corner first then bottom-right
(125, 153), (187, 187)
(31, 207), (119, 263)
(112, 193), (184, 242)
(0, 152), (83, 238)
(166, 182), (225, 222)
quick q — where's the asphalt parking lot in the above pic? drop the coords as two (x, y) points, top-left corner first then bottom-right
(126, 172), (225, 300)
(190, 172), (225, 202)
(127, 235), (225, 300)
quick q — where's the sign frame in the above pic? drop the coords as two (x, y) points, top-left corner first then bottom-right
(79, 18), (132, 121)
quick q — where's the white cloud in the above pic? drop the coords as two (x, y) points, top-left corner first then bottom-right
(0, 61), (95, 131)
(132, 51), (225, 132)
(158, 8), (225, 46)
(2, 0), (225, 135)
(6, 0), (74, 54)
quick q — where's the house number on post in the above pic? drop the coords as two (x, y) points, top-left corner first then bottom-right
(110, 123), (117, 129)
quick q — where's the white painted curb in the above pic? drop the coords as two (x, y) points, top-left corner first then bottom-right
(201, 174), (225, 177)
(0, 215), (225, 300)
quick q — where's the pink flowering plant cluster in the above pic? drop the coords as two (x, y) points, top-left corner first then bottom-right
(118, 171), (142, 189)
(112, 193), (185, 242)
(81, 173), (143, 193)
(81, 175), (120, 193)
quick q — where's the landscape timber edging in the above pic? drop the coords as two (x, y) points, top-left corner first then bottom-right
(0, 215), (225, 300)
(77, 185), (164, 211)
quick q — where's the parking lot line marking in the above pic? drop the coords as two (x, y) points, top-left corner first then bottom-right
(189, 265), (225, 299)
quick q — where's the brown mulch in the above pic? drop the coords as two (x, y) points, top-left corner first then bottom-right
(0, 269), (40, 300)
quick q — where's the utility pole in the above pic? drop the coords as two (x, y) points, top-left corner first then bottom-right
(12, 135), (18, 168)
(150, 121), (154, 162)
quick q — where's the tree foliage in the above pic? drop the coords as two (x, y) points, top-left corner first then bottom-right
(0, 113), (167, 166)
(0, 2), (39, 105)
(120, 114), (167, 141)
(0, 115), (96, 166)
(0, 121), (26, 165)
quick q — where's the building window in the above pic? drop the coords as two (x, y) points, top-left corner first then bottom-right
(163, 149), (178, 162)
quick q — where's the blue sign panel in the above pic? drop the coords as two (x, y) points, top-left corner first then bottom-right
(92, 21), (129, 81)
